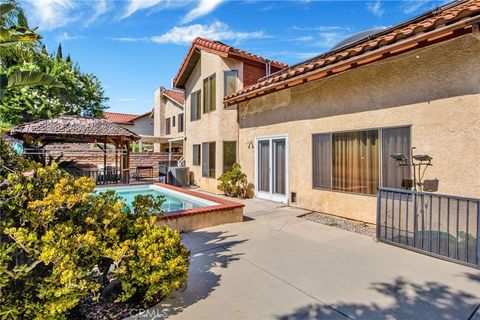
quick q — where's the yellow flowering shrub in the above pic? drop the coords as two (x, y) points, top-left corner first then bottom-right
(0, 138), (190, 319)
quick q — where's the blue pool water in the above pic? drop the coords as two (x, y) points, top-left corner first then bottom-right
(97, 185), (217, 213)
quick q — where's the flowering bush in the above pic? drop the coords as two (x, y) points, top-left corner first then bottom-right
(0, 138), (190, 319)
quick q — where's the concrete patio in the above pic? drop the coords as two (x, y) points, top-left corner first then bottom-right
(134, 196), (480, 320)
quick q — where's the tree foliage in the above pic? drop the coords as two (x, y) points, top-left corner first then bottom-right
(0, 1), (108, 127)
(0, 138), (190, 319)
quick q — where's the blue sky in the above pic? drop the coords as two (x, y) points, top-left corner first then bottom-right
(22, 0), (448, 114)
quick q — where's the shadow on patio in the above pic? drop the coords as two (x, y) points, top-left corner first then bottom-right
(149, 230), (247, 318)
(276, 276), (480, 320)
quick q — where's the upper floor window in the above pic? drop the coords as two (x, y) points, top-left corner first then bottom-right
(178, 113), (184, 132)
(172, 115), (176, 127)
(190, 90), (202, 121)
(190, 90), (201, 121)
(203, 73), (216, 113)
(224, 70), (238, 97)
(166, 118), (171, 135)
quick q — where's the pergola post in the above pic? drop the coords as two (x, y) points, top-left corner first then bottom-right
(125, 141), (130, 184)
(103, 142), (107, 183)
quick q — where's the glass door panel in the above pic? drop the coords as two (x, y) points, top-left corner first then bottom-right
(258, 140), (270, 193)
(273, 139), (286, 195)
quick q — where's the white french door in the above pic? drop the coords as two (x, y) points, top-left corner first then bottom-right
(255, 136), (288, 203)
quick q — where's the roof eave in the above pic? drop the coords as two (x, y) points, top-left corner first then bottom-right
(225, 16), (479, 106)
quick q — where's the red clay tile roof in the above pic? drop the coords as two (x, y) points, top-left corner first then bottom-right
(103, 111), (151, 124)
(173, 37), (288, 88)
(162, 88), (185, 105)
(224, 0), (480, 105)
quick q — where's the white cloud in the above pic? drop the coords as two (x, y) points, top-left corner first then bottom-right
(292, 26), (346, 32)
(25, 0), (78, 31)
(109, 36), (148, 42)
(290, 26), (352, 49)
(182, 0), (224, 23)
(122, 0), (186, 19)
(122, 0), (164, 19)
(56, 31), (83, 42)
(367, 0), (384, 18)
(118, 98), (138, 102)
(110, 21), (265, 45)
(401, 0), (433, 14)
(150, 21), (266, 45)
(85, 0), (110, 26)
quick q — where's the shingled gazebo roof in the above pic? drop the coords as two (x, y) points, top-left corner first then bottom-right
(10, 116), (140, 144)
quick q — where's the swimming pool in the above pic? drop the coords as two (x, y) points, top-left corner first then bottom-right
(96, 184), (218, 213)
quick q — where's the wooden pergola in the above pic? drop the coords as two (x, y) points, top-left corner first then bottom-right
(10, 116), (140, 184)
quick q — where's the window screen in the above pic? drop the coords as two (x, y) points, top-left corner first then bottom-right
(382, 126), (411, 189)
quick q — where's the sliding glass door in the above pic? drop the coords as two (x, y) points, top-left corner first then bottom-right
(256, 136), (288, 203)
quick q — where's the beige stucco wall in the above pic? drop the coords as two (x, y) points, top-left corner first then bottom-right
(238, 35), (480, 224)
(184, 50), (242, 193)
(117, 115), (153, 137)
(156, 207), (243, 232)
(153, 88), (185, 152)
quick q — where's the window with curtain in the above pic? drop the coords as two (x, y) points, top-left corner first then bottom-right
(203, 73), (216, 113)
(165, 118), (171, 135)
(192, 144), (200, 166)
(202, 142), (216, 178)
(382, 126), (411, 189)
(224, 70), (238, 97)
(190, 90), (201, 121)
(223, 141), (236, 173)
(312, 129), (379, 195)
(332, 130), (379, 194)
(312, 127), (410, 195)
(178, 113), (184, 132)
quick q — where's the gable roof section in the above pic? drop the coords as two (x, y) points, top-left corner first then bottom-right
(173, 37), (288, 89)
(162, 88), (185, 106)
(103, 111), (151, 124)
(225, 0), (480, 105)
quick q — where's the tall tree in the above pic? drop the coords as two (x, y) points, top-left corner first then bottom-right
(56, 43), (62, 61)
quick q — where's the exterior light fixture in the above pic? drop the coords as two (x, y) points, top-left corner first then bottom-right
(391, 147), (433, 192)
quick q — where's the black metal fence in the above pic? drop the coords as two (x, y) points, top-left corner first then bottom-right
(377, 187), (480, 268)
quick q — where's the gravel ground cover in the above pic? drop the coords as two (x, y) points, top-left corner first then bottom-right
(302, 212), (376, 238)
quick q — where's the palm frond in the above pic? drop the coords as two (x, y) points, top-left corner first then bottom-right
(6, 70), (64, 88)
(0, 26), (40, 46)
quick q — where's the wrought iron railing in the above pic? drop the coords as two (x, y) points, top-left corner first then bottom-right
(377, 187), (479, 268)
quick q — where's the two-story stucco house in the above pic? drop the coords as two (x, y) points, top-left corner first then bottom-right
(152, 87), (185, 153)
(172, 37), (287, 193)
(224, 0), (480, 223)
(103, 111), (154, 151)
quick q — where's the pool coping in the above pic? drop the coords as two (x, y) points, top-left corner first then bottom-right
(154, 183), (244, 219)
(96, 182), (245, 219)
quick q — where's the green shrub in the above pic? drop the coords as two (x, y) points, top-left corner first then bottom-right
(217, 163), (252, 198)
(0, 139), (190, 319)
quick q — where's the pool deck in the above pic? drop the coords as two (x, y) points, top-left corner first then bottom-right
(128, 195), (480, 320)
